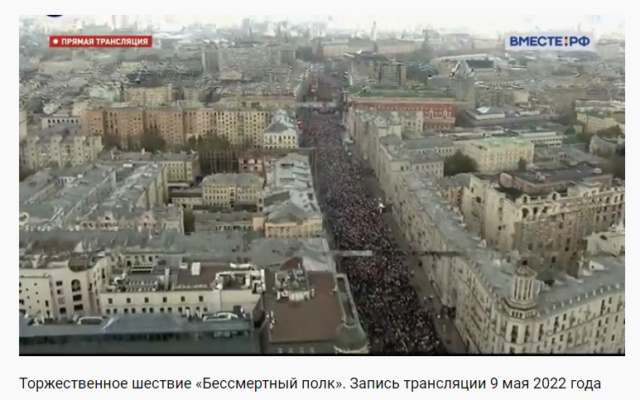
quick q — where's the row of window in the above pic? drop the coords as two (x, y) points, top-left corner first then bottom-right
(108, 295), (206, 305)
(105, 306), (207, 315)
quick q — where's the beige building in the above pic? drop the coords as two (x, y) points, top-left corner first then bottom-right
(19, 253), (114, 319)
(262, 110), (300, 150)
(347, 87), (456, 131)
(85, 104), (272, 148)
(77, 206), (183, 233)
(260, 153), (324, 238)
(105, 150), (200, 184)
(456, 137), (534, 173)
(21, 124), (103, 171)
(460, 165), (625, 271)
(19, 163), (168, 231)
(377, 135), (444, 201)
(19, 230), (341, 327)
(170, 187), (204, 209)
(512, 129), (563, 148)
(40, 110), (81, 129)
(145, 107), (186, 147)
(100, 261), (265, 317)
(20, 109), (28, 142)
(577, 111), (625, 135)
(124, 83), (173, 106)
(194, 211), (260, 232)
(388, 171), (624, 354)
(202, 173), (264, 209)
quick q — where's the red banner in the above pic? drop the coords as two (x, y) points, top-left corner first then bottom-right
(49, 35), (153, 48)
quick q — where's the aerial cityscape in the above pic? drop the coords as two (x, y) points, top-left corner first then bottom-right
(18, 15), (625, 355)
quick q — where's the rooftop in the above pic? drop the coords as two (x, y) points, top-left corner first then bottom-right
(102, 150), (198, 163)
(507, 164), (609, 185)
(263, 190), (322, 222)
(202, 173), (264, 187)
(405, 136), (455, 150)
(263, 258), (343, 344)
(100, 164), (164, 210)
(401, 171), (624, 317)
(19, 230), (336, 271)
(19, 312), (252, 338)
(349, 86), (455, 100)
(19, 165), (116, 226)
(463, 137), (534, 149)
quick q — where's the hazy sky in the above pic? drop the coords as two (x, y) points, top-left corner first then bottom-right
(29, 15), (625, 35)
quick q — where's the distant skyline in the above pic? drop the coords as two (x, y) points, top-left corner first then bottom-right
(22, 15), (625, 36)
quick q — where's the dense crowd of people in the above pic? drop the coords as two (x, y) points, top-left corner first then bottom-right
(300, 75), (446, 355)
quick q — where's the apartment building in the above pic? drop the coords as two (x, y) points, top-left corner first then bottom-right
(18, 227), (365, 354)
(260, 153), (323, 238)
(192, 107), (271, 147)
(40, 110), (81, 129)
(87, 105), (145, 143)
(435, 174), (473, 209)
(145, 107), (185, 147)
(19, 171), (60, 204)
(388, 171), (624, 354)
(577, 111), (625, 135)
(348, 111), (402, 164)
(20, 165), (117, 230)
(202, 173), (264, 209)
(347, 87), (456, 130)
(456, 137), (534, 173)
(21, 124), (103, 170)
(262, 110), (300, 150)
(460, 165), (625, 270)
(124, 83), (173, 106)
(19, 252), (114, 320)
(511, 129), (563, 148)
(259, 257), (368, 354)
(20, 312), (259, 355)
(77, 206), (183, 233)
(101, 261), (265, 318)
(170, 187), (204, 209)
(534, 146), (602, 168)
(218, 44), (282, 80)
(589, 135), (623, 156)
(19, 230), (338, 315)
(20, 109), (28, 142)
(109, 164), (168, 207)
(194, 211), (261, 233)
(376, 135), (444, 201)
(104, 150), (200, 184)
(85, 104), (272, 148)
(345, 52), (407, 88)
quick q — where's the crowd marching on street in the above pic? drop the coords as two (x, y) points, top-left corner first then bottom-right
(300, 75), (446, 355)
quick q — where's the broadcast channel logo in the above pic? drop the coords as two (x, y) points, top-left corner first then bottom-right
(505, 32), (596, 52)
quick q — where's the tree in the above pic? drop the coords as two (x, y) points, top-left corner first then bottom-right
(183, 209), (195, 234)
(518, 158), (528, 171)
(564, 127), (576, 135)
(19, 169), (35, 182)
(103, 134), (120, 149)
(603, 156), (625, 180)
(140, 127), (166, 152)
(597, 125), (623, 139)
(557, 110), (577, 126)
(444, 151), (477, 176)
(577, 132), (593, 146)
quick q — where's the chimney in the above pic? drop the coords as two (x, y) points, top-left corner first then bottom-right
(190, 262), (201, 276)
